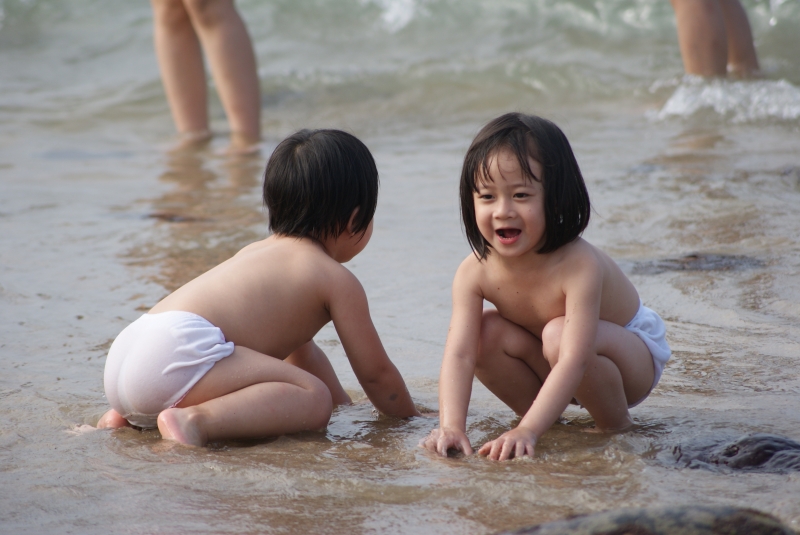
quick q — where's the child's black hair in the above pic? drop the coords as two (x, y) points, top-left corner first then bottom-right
(263, 129), (378, 241)
(460, 113), (590, 259)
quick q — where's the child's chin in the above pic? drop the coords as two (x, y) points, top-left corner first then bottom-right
(494, 241), (525, 252)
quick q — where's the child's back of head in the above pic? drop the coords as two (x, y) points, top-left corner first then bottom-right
(263, 129), (379, 242)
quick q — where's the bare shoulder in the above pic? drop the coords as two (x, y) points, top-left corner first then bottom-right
(324, 260), (365, 295)
(233, 239), (270, 256)
(453, 253), (485, 293)
(223, 236), (356, 298)
(242, 236), (339, 269)
(284, 245), (366, 304)
(560, 239), (640, 322)
(574, 240), (633, 289)
(557, 239), (605, 283)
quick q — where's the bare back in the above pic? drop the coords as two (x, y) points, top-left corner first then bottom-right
(150, 235), (352, 359)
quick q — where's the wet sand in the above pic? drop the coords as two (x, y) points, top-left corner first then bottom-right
(3, 107), (800, 533)
(2, 1), (800, 533)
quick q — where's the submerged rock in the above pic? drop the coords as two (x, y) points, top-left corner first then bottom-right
(499, 505), (796, 535)
(146, 212), (211, 223)
(673, 433), (800, 473)
(632, 253), (763, 275)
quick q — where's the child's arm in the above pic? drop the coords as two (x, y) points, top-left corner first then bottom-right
(479, 260), (603, 460)
(328, 271), (420, 418)
(419, 260), (484, 456)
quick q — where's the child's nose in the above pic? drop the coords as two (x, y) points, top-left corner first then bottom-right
(495, 197), (515, 218)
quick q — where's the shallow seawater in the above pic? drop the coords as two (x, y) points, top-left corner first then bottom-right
(2, 0), (800, 533)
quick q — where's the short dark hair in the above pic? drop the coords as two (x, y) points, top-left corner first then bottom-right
(460, 113), (590, 259)
(263, 129), (378, 241)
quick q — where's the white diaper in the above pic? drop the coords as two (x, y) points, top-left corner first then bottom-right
(103, 311), (235, 428)
(625, 301), (671, 408)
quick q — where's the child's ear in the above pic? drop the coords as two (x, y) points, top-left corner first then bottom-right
(347, 208), (360, 235)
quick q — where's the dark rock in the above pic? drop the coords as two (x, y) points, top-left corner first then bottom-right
(632, 253), (763, 275)
(498, 505), (796, 535)
(146, 212), (211, 223)
(673, 433), (800, 473)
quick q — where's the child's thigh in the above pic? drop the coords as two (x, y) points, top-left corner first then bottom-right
(595, 322), (655, 400)
(177, 346), (326, 408)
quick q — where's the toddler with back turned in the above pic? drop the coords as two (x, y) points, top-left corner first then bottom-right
(98, 129), (420, 445)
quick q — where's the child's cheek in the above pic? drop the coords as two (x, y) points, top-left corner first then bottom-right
(476, 211), (492, 241)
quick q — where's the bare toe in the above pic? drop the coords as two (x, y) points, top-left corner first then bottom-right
(157, 408), (205, 447)
(97, 409), (131, 429)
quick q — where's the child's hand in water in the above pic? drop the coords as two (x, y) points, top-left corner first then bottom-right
(478, 426), (537, 461)
(418, 427), (474, 457)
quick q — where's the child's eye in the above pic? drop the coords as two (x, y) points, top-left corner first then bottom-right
(513, 193), (529, 199)
(478, 193), (494, 200)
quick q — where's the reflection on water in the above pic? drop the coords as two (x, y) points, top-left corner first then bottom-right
(125, 147), (266, 297)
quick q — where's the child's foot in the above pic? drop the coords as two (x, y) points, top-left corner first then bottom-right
(586, 419), (634, 434)
(97, 409), (131, 429)
(157, 408), (206, 447)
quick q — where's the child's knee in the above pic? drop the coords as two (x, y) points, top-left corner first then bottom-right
(541, 317), (565, 365)
(476, 309), (503, 366)
(306, 377), (334, 430)
(288, 340), (319, 365)
(479, 309), (504, 345)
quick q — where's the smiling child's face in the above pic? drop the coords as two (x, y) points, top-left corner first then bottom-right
(473, 148), (546, 258)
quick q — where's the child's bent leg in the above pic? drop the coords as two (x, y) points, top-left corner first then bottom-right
(285, 341), (352, 406)
(97, 409), (131, 429)
(474, 310), (551, 416)
(542, 318), (655, 431)
(573, 354), (632, 431)
(157, 346), (333, 446)
(150, 0), (210, 137)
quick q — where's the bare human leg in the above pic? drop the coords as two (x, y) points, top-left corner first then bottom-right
(182, 0), (261, 152)
(150, 0), (211, 140)
(473, 310), (551, 416)
(670, 0), (728, 77)
(285, 340), (353, 406)
(718, 0), (760, 77)
(156, 345), (333, 446)
(474, 310), (655, 433)
(541, 317), (655, 431)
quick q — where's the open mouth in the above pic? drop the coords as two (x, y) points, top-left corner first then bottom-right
(496, 228), (521, 244)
